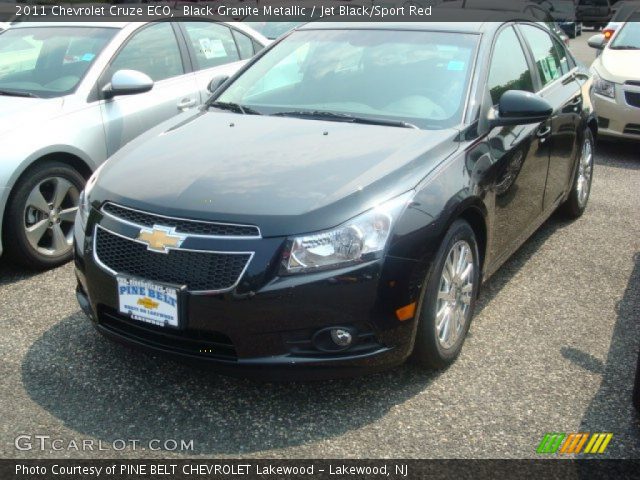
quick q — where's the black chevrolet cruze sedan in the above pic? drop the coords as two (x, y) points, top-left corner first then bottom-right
(74, 19), (597, 377)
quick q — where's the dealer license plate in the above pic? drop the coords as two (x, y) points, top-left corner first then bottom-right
(117, 277), (180, 328)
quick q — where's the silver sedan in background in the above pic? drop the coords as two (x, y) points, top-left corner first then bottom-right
(0, 20), (267, 269)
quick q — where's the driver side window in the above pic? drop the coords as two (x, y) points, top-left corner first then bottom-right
(109, 23), (183, 82)
(487, 27), (534, 105)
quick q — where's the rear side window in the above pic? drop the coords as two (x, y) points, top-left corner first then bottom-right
(252, 40), (264, 54)
(182, 22), (240, 69)
(487, 26), (534, 105)
(552, 37), (570, 75)
(519, 25), (563, 88)
(232, 30), (255, 60)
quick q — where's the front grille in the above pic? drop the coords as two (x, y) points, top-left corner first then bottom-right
(625, 80), (640, 87)
(98, 307), (237, 360)
(95, 227), (251, 292)
(623, 124), (640, 136)
(102, 203), (260, 237)
(625, 91), (640, 108)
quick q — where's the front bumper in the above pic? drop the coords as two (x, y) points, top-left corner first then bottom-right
(73, 210), (423, 378)
(593, 89), (640, 141)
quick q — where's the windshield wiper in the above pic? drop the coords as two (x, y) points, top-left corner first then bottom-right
(0, 89), (39, 98)
(271, 110), (419, 129)
(609, 45), (640, 50)
(208, 101), (261, 115)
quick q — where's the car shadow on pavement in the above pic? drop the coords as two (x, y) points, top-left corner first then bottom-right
(0, 259), (41, 286)
(574, 252), (640, 456)
(21, 311), (440, 455)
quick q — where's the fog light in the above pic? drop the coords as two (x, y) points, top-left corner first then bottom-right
(330, 328), (353, 347)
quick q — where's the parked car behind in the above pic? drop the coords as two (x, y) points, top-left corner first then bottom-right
(0, 20), (268, 269)
(539, 0), (582, 38)
(602, 0), (640, 40)
(74, 17), (596, 377)
(444, 0), (570, 43)
(576, 0), (612, 29)
(588, 15), (640, 140)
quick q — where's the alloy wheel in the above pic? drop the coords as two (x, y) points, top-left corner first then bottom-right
(23, 176), (79, 257)
(435, 240), (474, 350)
(576, 137), (593, 207)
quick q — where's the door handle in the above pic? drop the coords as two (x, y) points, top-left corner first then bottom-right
(569, 96), (582, 106)
(177, 98), (197, 110)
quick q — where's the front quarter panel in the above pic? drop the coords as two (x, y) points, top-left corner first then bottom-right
(0, 96), (107, 257)
(382, 138), (490, 330)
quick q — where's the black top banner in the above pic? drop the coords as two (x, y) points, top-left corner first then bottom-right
(0, 0), (579, 23)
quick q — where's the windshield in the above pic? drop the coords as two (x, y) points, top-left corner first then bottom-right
(0, 26), (116, 98)
(610, 17), (640, 49)
(216, 29), (478, 129)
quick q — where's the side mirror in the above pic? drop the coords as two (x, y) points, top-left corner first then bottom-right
(588, 34), (606, 50)
(488, 90), (553, 129)
(102, 69), (153, 99)
(207, 75), (229, 94)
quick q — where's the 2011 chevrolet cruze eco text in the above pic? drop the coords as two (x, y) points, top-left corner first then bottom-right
(74, 20), (597, 377)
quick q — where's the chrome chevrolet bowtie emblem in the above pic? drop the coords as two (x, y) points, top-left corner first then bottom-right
(137, 226), (186, 253)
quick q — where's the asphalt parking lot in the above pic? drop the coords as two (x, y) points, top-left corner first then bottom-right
(0, 32), (638, 460)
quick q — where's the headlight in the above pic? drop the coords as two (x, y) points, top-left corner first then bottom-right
(283, 191), (414, 274)
(78, 164), (104, 229)
(593, 73), (616, 99)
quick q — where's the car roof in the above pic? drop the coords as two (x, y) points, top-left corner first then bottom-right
(11, 22), (129, 29)
(298, 14), (539, 34)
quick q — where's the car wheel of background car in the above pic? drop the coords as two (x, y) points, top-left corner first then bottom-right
(559, 128), (594, 219)
(577, 23), (582, 36)
(4, 162), (85, 269)
(412, 219), (480, 369)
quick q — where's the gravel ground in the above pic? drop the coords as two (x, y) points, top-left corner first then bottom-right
(0, 33), (638, 460)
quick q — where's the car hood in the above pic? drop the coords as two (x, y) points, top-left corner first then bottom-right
(94, 111), (459, 237)
(0, 96), (64, 136)
(596, 49), (640, 82)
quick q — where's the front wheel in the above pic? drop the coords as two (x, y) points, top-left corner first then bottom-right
(412, 219), (480, 369)
(559, 128), (594, 219)
(3, 162), (85, 269)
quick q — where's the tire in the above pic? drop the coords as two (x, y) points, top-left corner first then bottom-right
(570, 25), (577, 39)
(577, 23), (582, 36)
(559, 128), (594, 219)
(3, 161), (85, 269)
(411, 219), (480, 369)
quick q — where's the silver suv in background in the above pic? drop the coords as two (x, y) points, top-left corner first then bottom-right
(0, 20), (268, 269)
